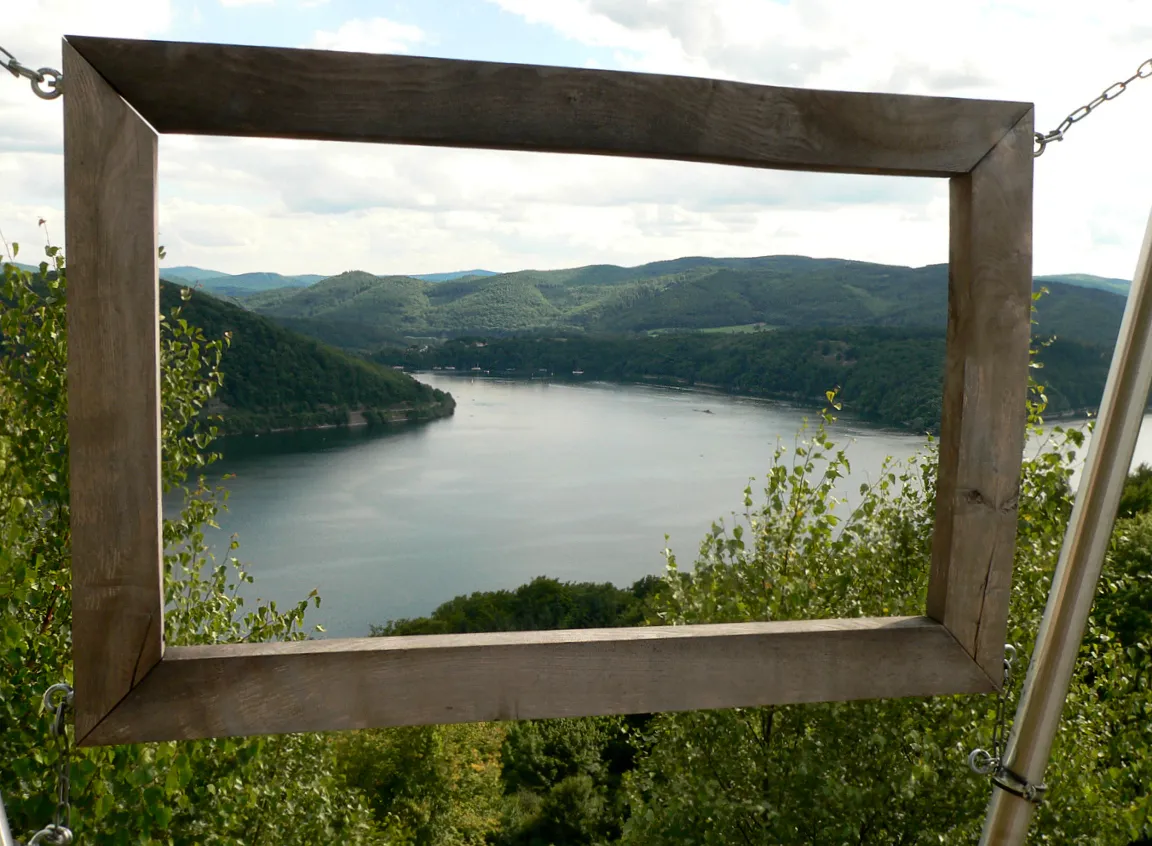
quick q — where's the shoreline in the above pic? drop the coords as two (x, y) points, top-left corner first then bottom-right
(213, 397), (457, 438)
(408, 371), (1118, 434)
(410, 370), (938, 435)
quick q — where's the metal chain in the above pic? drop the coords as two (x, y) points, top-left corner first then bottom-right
(967, 644), (1046, 803)
(0, 44), (62, 100)
(968, 644), (1017, 777)
(25, 684), (74, 846)
(1035, 57), (1152, 157)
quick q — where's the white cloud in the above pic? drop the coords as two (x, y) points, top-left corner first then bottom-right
(0, 0), (173, 258)
(146, 135), (946, 275)
(310, 18), (426, 54)
(478, 0), (1152, 279)
(6, 0), (1152, 281)
(218, 0), (273, 6)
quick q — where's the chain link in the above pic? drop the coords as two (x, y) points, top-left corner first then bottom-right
(0, 44), (62, 100)
(25, 684), (74, 846)
(1035, 58), (1152, 157)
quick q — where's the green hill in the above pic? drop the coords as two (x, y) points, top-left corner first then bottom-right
(161, 265), (327, 297)
(1035, 272), (1129, 296)
(158, 280), (454, 434)
(411, 269), (499, 282)
(240, 256), (1127, 350)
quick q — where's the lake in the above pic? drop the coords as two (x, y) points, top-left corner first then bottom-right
(162, 375), (1149, 638)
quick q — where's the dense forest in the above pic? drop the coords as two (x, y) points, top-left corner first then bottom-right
(375, 575), (666, 637)
(237, 256), (1128, 348)
(373, 329), (1117, 432)
(158, 280), (455, 434)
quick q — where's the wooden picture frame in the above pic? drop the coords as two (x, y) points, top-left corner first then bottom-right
(62, 35), (1034, 746)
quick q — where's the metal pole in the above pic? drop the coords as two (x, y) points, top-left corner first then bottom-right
(980, 204), (1152, 843)
(0, 789), (16, 846)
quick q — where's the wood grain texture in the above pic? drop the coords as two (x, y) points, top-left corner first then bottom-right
(63, 36), (1031, 178)
(81, 617), (991, 745)
(63, 41), (164, 742)
(928, 112), (1034, 684)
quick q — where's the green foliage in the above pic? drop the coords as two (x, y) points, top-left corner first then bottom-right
(373, 578), (662, 845)
(374, 576), (664, 637)
(496, 717), (634, 846)
(1118, 462), (1152, 520)
(1, 246), (376, 844)
(1097, 512), (1152, 650)
(244, 256), (1125, 348)
(157, 280), (454, 435)
(334, 723), (505, 845)
(617, 403), (1151, 843)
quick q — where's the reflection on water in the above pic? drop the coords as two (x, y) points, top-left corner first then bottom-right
(164, 376), (1141, 639)
(213, 418), (443, 461)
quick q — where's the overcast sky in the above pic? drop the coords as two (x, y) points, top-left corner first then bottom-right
(3, 0), (1152, 278)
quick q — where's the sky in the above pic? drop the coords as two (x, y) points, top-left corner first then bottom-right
(2, 0), (1152, 278)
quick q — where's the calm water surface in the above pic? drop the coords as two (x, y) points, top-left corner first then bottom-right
(163, 376), (1152, 638)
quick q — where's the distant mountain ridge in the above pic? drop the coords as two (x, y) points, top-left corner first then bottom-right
(161, 266), (327, 297)
(165, 260), (1130, 297)
(411, 269), (500, 282)
(1035, 273), (1130, 296)
(160, 265), (500, 296)
(222, 255), (1132, 351)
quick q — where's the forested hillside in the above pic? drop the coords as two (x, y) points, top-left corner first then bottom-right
(375, 330), (1116, 432)
(238, 256), (1127, 348)
(158, 280), (455, 434)
(1036, 272), (1130, 296)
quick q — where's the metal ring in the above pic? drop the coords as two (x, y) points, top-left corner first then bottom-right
(27, 823), (73, 845)
(1033, 132), (1047, 158)
(1138, 59), (1152, 79)
(42, 683), (72, 715)
(31, 69), (62, 100)
(1004, 643), (1017, 669)
(968, 748), (997, 775)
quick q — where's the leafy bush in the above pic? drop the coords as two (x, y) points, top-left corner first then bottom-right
(619, 404), (1151, 844)
(1, 245), (376, 844)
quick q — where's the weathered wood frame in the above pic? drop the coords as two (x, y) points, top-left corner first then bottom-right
(62, 35), (1034, 747)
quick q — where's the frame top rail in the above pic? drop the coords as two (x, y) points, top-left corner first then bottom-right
(65, 35), (1030, 178)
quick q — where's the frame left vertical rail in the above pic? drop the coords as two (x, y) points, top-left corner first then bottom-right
(63, 41), (164, 743)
